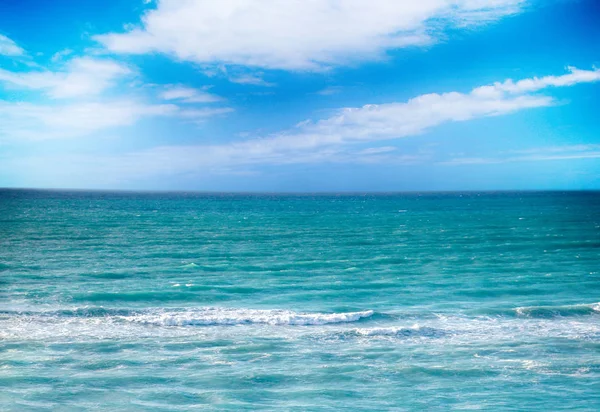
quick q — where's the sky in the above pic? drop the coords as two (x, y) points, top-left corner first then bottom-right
(0, 0), (599, 191)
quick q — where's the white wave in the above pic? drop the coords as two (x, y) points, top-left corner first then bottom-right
(351, 324), (447, 338)
(2, 306), (599, 343)
(515, 302), (600, 317)
(0, 307), (375, 340)
(354, 324), (421, 336)
(123, 308), (375, 326)
(337, 313), (600, 343)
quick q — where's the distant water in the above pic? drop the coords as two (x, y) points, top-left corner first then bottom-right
(1, 190), (599, 410)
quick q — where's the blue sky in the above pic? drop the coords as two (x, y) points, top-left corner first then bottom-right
(0, 0), (599, 191)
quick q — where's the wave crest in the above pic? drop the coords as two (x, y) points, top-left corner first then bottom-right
(350, 325), (448, 338)
(514, 303), (600, 318)
(124, 308), (375, 326)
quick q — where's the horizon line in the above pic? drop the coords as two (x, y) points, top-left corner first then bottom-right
(1, 187), (599, 195)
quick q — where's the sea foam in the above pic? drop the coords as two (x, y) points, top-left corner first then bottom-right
(0, 306), (375, 326)
(351, 324), (447, 338)
(514, 302), (600, 318)
(123, 308), (375, 326)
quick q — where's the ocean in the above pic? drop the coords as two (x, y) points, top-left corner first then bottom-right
(1, 189), (599, 410)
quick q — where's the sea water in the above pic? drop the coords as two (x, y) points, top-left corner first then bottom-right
(1, 190), (599, 410)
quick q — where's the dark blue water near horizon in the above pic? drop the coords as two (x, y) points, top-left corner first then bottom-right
(1, 189), (599, 410)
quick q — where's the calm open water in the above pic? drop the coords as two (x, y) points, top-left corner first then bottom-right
(1, 190), (599, 410)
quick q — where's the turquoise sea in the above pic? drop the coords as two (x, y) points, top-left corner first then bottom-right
(1, 189), (599, 410)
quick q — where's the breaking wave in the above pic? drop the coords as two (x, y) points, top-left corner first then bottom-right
(0, 307), (375, 326)
(514, 302), (600, 318)
(349, 325), (448, 338)
(123, 308), (375, 326)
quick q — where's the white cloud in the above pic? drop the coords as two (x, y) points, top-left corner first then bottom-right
(358, 146), (398, 155)
(179, 107), (235, 119)
(0, 57), (131, 98)
(0, 100), (177, 139)
(0, 34), (24, 56)
(116, 67), (600, 170)
(159, 85), (223, 103)
(0, 99), (233, 140)
(2, 67), (597, 182)
(445, 145), (600, 165)
(509, 144), (600, 154)
(293, 94), (550, 146)
(473, 66), (600, 97)
(50, 48), (74, 62)
(229, 73), (275, 87)
(95, 0), (525, 71)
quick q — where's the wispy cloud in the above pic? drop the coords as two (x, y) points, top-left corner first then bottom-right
(0, 34), (24, 56)
(95, 0), (525, 71)
(113, 67), (600, 169)
(228, 73), (275, 87)
(0, 99), (233, 140)
(50, 48), (74, 63)
(5, 67), (596, 180)
(357, 146), (397, 155)
(472, 66), (600, 97)
(445, 144), (600, 165)
(159, 85), (223, 103)
(177, 107), (235, 124)
(0, 100), (176, 139)
(511, 144), (600, 154)
(0, 57), (132, 98)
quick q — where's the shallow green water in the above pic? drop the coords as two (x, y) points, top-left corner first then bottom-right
(1, 190), (599, 410)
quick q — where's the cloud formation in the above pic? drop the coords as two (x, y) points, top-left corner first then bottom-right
(95, 0), (525, 71)
(445, 144), (600, 165)
(0, 100), (176, 139)
(116, 67), (600, 169)
(472, 66), (600, 97)
(0, 34), (24, 56)
(0, 100), (233, 140)
(6, 66), (595, 185)
(0, 57), (131, 98)
(160, 86), (223, 103)
(2, 66), (597, 145)
(228, 73), (275, 87)
(2, 65), (599, 188)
